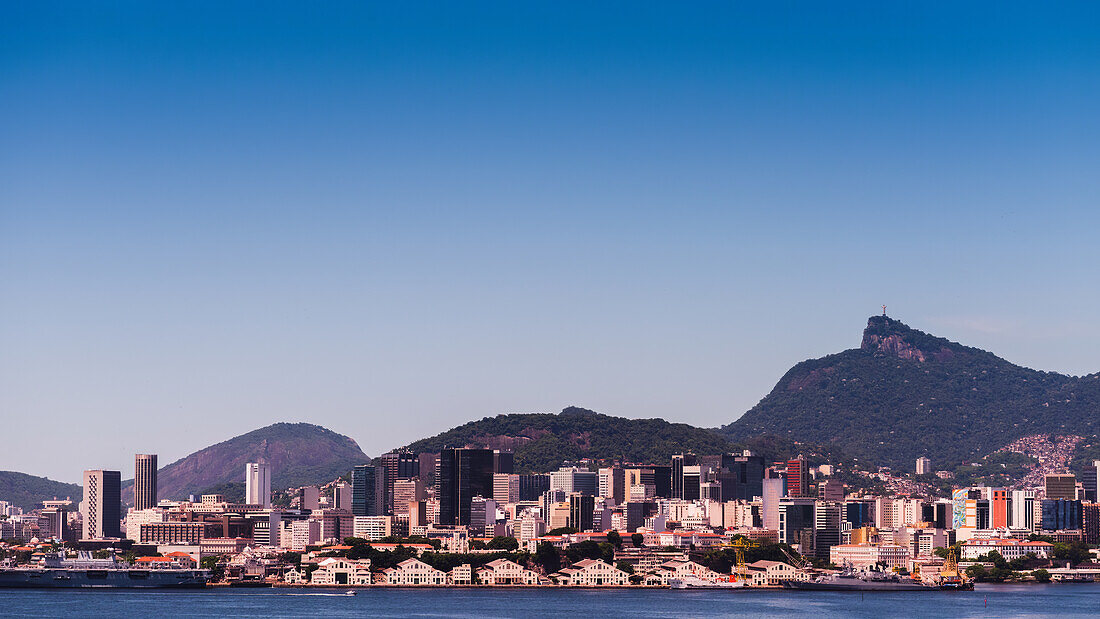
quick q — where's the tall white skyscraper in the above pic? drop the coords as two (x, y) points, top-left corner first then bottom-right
(246, 462), (272, 508)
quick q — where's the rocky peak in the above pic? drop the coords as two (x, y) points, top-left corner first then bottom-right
(861, 315), (927, 361)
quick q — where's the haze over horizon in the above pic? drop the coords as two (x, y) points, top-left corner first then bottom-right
(3, 3), (1100, 484)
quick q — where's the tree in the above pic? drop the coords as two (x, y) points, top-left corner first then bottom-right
(564, 540), (603, 563)
(486, 536), (519, 551)
(631, 533), (644, 548)
(1031, 569), (1051, 583)
(534, 542), (560, 574)
(200, 556), (225, 581)
(606, 530), (622, 549)
(965, 564), (987, 581)
(616, 561), (634, 574)
(547, 527), (579, 536)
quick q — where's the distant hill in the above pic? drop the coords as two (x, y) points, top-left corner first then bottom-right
(401, 406), (738, 473)
(0, 471), (82, 511)
(125, 423), (370, 503)
(723, 315), (1100, 470)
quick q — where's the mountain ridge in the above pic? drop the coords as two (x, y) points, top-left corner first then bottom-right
(723, 315), (1100, 469)
(400, 406), (739, 473)
(126, 422), (371, 503)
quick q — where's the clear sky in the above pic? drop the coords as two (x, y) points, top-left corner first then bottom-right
(3, 2), (1099, 483)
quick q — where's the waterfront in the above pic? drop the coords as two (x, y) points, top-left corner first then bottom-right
(0, 585), (1097, 618)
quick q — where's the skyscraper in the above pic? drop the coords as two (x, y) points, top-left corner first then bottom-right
(493, 450), (514, 474)
(1045, 474), (1077, 501)
(718, 453), (765, 502)
(379, 451), (419, 514)
(82, 470), (121, 539)
(598, 467), (625, 504)
(671, 453), (698, 499)
(786, 457), (809, 498)
(351, 464), (382, 516)
(436, 448), (495, 526)
(133, 454), (158, 511)
(245, 462), (272, 508)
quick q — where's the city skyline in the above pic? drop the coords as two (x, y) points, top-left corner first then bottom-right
(5, 3), (1100, 482)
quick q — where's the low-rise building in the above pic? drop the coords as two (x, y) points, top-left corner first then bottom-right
(200, 537), (251, 557)
(476, 558), (544, 585)
(309, 558), (373, 586)
(960, 538), (1053, 560)
(379, 558), (447, 586)
(745, 560), (808, 586)
(448, 563), (473, 585)
(645, 559), (722, 585)
(551, 559), (630, 586)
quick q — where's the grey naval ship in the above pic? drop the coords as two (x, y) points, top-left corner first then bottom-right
(0, 552), (209, 589)
(783, 566), (936, 591)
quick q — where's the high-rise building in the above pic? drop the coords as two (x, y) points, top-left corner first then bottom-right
(762, 472), (784, 531)
(598, 467), (625, 504)
(1040, 499), (1082, 531)
(493, 473), (520, 504)
(549, 467), (598, 495)
(392, 478), (425, 515)
(818, 479), (845, 502)
(1081, 503), (1100, 544)
(1094, 461), (1100, 502)
(245, 462), (272, 508)
(380, 451), (419, 514)
(468, 496), (497, 537)
(814, 502), (843, 561)
(1045, 474), (1077, 501)
(568, 493), (595, 531)
(786, 457), (809, 498)
(493, 450), (514, 474)
(778, 499), (816, 548)
(133, 454), (158, 511)
(651, 465), (673, 498)
(351, 464), (383, 517)
(681, 466), (703, 501)
(517, 474), (550, 501)
(332, 482), (353, 510)
(916, 457), (932, 475)
(1010, 490), (1036, 530)
(671, 454), (698, 499)
(300, 486), (321, 511)
(436, 448), (495, 526)
(990, 488), (1009, 528)
(82, 470), (121, 540)
(717, 453), (765, 502)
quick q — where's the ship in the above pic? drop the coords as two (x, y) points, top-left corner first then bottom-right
(783, 567), (936, 592)
(669, 576), (747, 589)
(0, 552), (209, 589)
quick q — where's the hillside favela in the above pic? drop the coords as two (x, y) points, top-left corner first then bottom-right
(3, 316), (1098, 596)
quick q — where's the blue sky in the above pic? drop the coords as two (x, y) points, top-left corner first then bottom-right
(3, 3), (1099, 483)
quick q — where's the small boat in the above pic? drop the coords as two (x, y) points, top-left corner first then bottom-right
(344, 590), (357, 596)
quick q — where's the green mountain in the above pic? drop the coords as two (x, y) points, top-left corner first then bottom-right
(401, 406), (738, 472)
(723, 315), (1100, 470)
(126, 422), (370, 503)
(0, 471), (82, 511)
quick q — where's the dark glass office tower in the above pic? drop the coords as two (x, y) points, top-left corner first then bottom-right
(351, 464), (382, 516)
(671, 454), (698, 499)
(436, 448), (495, 525)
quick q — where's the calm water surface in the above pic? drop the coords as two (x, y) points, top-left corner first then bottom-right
(0, 584), (1096, 618)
